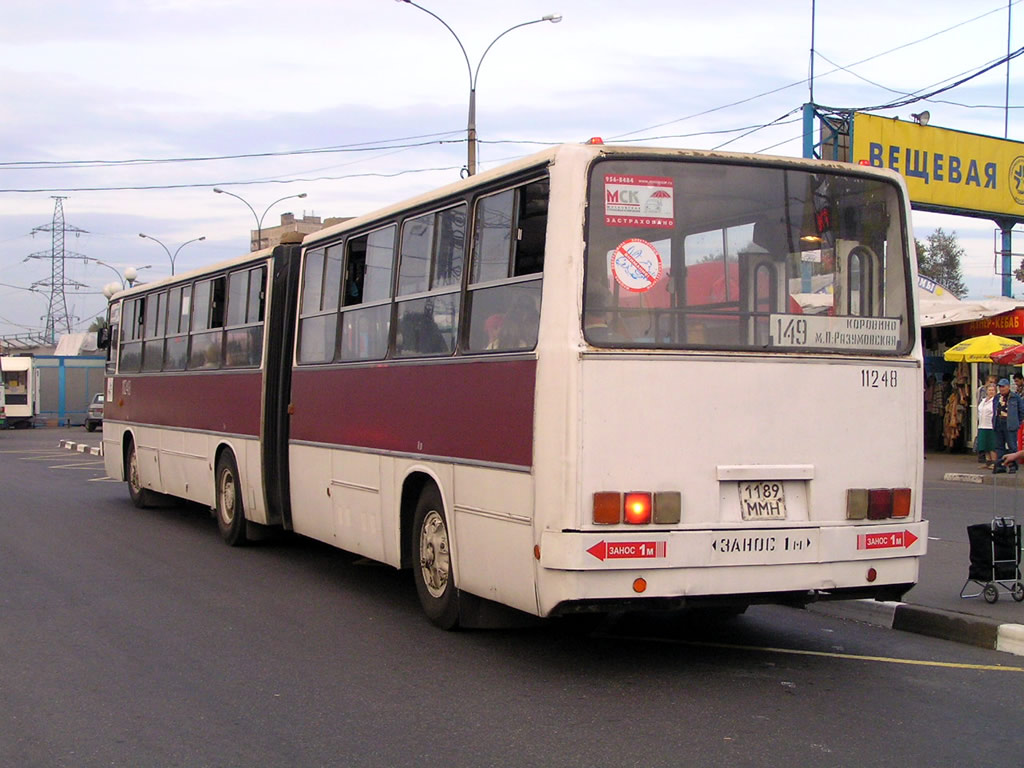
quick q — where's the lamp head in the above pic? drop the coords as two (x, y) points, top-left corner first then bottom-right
(911, 111), (930, 126)
(297, 193), (308, 199)
(213, 187), (225, 194)
(543, 13), (562, 22)
(124, 267), (138, 285)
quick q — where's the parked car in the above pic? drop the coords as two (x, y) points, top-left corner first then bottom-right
(85, 393), (104, 432)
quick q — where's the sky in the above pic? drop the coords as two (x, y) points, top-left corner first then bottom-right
(0, 0), (1022, 339)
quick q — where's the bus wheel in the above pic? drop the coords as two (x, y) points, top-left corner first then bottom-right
(215, 452), (248, 547)
(412, 486), (460, 629)
(126, 438), (155, 509)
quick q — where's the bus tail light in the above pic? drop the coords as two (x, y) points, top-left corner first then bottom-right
(593, 491), (681, 525)
(846, 489), (868, 520)
(653, 492), (681, 524)
(847, 487), (911, 521)
(593, 492), (622, 524)
(624, 492), (652, 524)
(868, 489), (893, 520)
(891, 488), (911, 517)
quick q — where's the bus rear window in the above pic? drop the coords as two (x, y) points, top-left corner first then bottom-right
(584, 159), (912, 355)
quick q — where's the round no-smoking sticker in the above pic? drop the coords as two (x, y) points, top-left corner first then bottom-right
(611, 238), (663, 293)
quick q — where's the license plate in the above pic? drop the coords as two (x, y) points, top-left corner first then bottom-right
(738, 481), (786, 520)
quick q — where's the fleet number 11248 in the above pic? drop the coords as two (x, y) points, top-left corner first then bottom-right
(861, 369), (898, 388)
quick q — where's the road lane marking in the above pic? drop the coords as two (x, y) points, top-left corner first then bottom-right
(21, 453), (84, 461)
(603, 635), (1024, 672)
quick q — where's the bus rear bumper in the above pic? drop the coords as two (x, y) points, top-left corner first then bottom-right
(536, 522), (927, 616)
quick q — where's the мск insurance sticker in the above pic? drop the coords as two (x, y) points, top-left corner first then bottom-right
(604, 175), (674, 228)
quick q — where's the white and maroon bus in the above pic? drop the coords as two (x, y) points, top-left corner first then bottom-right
(101, 143), (926, 628)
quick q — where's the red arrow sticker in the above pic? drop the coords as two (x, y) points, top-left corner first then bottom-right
(587, 540), (667, 561)
(857, 530), (919, 550)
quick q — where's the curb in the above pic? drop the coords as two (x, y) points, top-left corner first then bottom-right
(809, 599), (1024, 657)
(943, 472), (984, 484)
(58, 439), (103, 457)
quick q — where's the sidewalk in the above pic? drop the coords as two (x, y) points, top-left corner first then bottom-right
(813, 448), (1024, 656)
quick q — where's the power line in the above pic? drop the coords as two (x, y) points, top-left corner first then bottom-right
(610, 0), (1018, 140)
(0, 131), (465, 171)
(0, 163), (468, 194)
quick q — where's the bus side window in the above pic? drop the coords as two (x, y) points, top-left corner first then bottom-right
(141, 291), (167, 372)
(188, 277), (224, 369)
(119, 297), (143, 373)
(298, 247), (339, 365)
(394, 205), (466, 358)
(224, 266), (266, 368)
(340, 225), (395, 362)
(465, 178), (547, 353)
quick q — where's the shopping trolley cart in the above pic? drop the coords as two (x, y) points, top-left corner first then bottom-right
(959, 516), (1023, 603)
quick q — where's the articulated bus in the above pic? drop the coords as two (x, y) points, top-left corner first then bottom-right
(101, 143), (926, 628)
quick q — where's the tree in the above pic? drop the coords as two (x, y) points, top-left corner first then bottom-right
(917, 228), (967, 298)
(87, 316), (108, 333)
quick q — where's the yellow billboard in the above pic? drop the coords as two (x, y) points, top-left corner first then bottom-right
(851, 112), (1024, 220)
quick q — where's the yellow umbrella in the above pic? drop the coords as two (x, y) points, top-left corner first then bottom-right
(943, 333), (1020, 363)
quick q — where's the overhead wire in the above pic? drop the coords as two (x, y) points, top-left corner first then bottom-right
(0, 130), (466, 171)
(609, 0), (1018, 140)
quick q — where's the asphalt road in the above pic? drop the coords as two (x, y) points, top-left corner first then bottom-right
(2, 428), (1023, 767)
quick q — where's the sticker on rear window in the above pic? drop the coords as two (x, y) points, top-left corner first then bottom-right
(604, 175), (674, 228)
(611, 238), (663, 293)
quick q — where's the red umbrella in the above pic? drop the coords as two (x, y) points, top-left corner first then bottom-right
(990, 344), (1024, 365)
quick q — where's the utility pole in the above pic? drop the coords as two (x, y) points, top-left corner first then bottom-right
(26, 197), (89, 344)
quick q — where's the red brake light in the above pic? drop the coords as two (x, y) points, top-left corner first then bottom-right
(623, 492), (652, 525)
(867, 489), (892, 520)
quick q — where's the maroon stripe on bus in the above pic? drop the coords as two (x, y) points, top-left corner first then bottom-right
(105, 372), (263, 436)
(290, 359), (537, 467)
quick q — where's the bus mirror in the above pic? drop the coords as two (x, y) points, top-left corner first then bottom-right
(96, 327), (110, 350)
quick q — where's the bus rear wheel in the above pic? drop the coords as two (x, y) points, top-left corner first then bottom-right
(215, 451), (248, 547)
(412, 485), (460, 629)
(126, 437), (155, 509)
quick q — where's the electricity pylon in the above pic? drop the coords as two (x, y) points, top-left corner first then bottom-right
(26, 196), (89, 343)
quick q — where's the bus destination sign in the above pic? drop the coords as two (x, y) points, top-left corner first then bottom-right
(769, 314), (901, 352)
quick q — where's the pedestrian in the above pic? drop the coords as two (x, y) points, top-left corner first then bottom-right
(926, 373), (949, 450)
(992, 378), (1024, 473)
(977, 383), (998, 469)
(976, 374), (998, 460)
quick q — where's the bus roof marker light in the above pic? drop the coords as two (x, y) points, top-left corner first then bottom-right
(623, 492), (652, 525)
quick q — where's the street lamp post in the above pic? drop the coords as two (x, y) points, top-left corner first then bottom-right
(212, 189), (308, 252)
(138, 233), (206, 276)
(87, 258), (150, 290)
(397, 1), (561, 175)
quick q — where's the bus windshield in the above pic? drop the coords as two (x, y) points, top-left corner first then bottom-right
(584, 158), (913, 354)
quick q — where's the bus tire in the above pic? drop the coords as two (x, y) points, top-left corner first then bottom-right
(126, 437), (156, 509)
(215, 451), (248, 547)
(412, 485), (460, 629)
